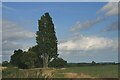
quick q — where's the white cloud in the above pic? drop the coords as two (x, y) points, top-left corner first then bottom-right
(2, 20), (35, 41)
(58, 36), (118, 63)
(2, 41), (34, 54)
(98, 2), (118, 16)
(2, 4), (16, 11)
(58, 35), (117, 52)
(2, 20), (36, 61)
(2, 40), (34, 61)
(70, 2), (118, 32)
(70, 16), (106, 32)
(103, 21), (118, 32)
(2, 41), (23, 51)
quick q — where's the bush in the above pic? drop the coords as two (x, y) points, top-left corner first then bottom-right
(21, 51), (37, 69)
(10, 49), (23, 67)
(92, 61), (96, 64)
(2, 61), (9, 66)
(49, 58), (67, 68)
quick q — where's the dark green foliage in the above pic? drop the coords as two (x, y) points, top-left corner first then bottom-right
(28, 45), (39, 54)
(49, 58), (67, 68)
(28, 45), (43, 67)
(2, 61), (9, 66)
(92, 61), (96, 64)
(10, 49), (28, 69)
(10, 48), (40, 69)
(34, 56), (43, 68)
(10, 49), (23, 67)
(21, 51), (37, 69)
(36, 12), (58, 68)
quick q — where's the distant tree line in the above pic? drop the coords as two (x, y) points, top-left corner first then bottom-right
(67, 61), (118, 67)
(2, 59), (118, 68)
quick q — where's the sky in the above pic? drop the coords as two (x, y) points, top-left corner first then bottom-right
(1, 2), (118, 63)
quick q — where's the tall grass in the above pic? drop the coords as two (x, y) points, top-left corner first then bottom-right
(2, 67), (43, 78)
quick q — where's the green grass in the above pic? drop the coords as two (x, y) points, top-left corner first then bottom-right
(2, 65), (118, 78)
(54, 65), (118, 78)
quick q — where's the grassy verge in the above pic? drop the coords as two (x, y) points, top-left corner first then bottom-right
(2, 65), (118, 78)
(2, 67), (43, 78)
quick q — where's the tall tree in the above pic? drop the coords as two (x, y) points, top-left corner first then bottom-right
(36, 12), (58, 68)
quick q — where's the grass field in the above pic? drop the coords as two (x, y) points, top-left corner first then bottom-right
(2, 65), (118, 78)
(53, 65), (118, 78)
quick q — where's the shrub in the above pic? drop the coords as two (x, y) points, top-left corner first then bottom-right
(49, 58), (67, 68)
(2, 61), (9, 67)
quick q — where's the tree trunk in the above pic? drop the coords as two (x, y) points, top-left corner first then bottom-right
(43, 53), (48, 68)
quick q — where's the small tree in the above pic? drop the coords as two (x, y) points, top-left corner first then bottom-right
(49, 58), (67, 68)
(92, 61), (96, 64)
(2, 61), (9, 66)
(36, 12), (58, 68)
(10, 49), (23, 67)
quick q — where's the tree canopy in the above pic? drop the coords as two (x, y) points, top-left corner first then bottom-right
(10, 49), (23, 67)
(9, 12), (67, 69)
(36, 12), (58, 68)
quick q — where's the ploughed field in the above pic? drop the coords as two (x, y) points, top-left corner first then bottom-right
(2, 65), (118, 78)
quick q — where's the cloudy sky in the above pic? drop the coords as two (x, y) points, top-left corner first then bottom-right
(2, 2), (118, 63)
